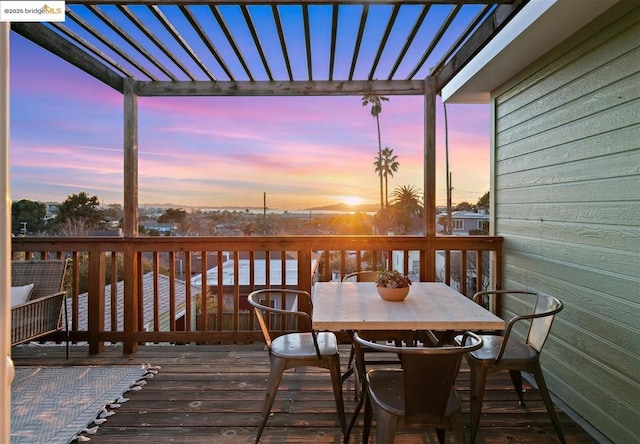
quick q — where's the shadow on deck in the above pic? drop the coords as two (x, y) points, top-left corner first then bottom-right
(10, 344), (602, 443)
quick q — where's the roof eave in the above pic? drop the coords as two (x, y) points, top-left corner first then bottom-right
(441, 0), (621, 104)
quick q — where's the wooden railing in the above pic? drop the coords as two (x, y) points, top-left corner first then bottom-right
(12, 235), (502, 354)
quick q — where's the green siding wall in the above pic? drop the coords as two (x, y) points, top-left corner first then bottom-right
(491, 1), (640, 442)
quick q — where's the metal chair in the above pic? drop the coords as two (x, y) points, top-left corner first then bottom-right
(341, 271), (378, 379)
(342, 270), (378, 283)
(464, 290), (565, 444)
(247, 289), (346, 443)
(352, 330), (483, 444)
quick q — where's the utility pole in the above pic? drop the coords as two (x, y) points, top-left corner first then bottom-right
(263, 192), (267, 235)
(444, 102), (452, 234)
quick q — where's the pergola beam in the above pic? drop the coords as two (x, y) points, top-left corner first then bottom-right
(135, 79), (425, 96)
(11, 23), (124, 93)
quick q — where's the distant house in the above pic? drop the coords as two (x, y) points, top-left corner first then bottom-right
(140, 221), (174, 234)
(67, 272), (199, 336)
(436, 211), (490, 235)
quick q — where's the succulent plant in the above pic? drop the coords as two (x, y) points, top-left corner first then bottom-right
(375, 270), (412, 288)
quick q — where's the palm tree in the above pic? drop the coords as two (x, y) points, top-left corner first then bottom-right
(362, 94), (389, 210)
(391, 185), (423, 234)
(381, 147), (399, 207)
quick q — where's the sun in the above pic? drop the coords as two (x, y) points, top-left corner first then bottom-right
(342, 196), (363, 206)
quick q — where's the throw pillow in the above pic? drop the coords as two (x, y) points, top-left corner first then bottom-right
(11, 283), (35, 307)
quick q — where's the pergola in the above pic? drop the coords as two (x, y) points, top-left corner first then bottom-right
(10, 0), (526, 236)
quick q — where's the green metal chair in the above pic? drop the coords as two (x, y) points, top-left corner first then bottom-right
(247, 289), (346, 443)
(352, 330), (483, 444)
(463, 290), (565, 444)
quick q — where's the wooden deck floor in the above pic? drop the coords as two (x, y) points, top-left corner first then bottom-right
(11, 344), (602, 444)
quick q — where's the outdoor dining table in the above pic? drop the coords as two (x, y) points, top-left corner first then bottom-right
(312, 281), (505, 439)
(312, 281), (505, 333)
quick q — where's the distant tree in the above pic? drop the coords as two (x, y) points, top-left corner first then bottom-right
(157, 208), (187, 225)
(57, 217), (92, 236)
(373, 205), (396, 235)
(391, 185), (423, 234)
(362, 94), (389, 210)
(54, 192), (104, 232)
(176, 213), (207, 235)
(454, 201), (474, 212)
(243, 214), (280, 235)
(477, 191), (489, 209)
(103, 203), (123, 221)
(379, 147), (399, 207)
(11, 199), (46, 235)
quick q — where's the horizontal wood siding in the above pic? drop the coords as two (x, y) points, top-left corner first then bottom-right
(492, 1), (640, 442)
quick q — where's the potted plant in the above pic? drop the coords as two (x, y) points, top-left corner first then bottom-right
(375, 270), (412, 301)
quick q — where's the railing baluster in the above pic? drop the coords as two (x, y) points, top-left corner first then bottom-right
(152, 252), (160, 335)
(168, 251), (176, 333)
(110, 253), (117, 331)
(200, 250), (208, 333)
(185, 252), (192, 332)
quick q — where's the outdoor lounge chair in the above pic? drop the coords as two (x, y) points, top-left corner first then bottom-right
(10, 259), (69, 357)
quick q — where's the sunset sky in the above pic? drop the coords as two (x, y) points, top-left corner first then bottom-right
(9, 30), (490, 211)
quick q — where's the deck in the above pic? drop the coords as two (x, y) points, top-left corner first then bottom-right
(11, 344), (600, 443)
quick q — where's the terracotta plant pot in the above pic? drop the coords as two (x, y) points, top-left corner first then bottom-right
(376, 286), (409, 302)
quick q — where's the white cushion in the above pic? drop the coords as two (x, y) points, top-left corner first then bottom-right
(11, 283), (35, 307)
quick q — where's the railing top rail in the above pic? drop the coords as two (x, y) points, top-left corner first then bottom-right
(13, 234), (503, 252)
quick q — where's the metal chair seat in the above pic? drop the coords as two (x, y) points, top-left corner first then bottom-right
(467, 334), (538, 363)
(271, 331), (339, 359)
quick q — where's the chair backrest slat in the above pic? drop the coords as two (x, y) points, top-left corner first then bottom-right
(402, 352), (463, 424)
(528, 293), (563, 352)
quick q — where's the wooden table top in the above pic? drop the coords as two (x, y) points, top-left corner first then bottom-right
(312, 282), (504, 331)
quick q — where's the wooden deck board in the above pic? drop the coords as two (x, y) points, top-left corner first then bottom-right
(10, 344), (600, 443)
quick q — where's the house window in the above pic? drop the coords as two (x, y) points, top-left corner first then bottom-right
(452, 220), (464, 230)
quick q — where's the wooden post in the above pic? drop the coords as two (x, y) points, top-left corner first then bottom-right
(123, 78), (138, 237)
(424, 76), (437, 281)
(123, 78), (139, 354)
(123, 240), (138, 354)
